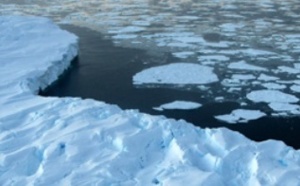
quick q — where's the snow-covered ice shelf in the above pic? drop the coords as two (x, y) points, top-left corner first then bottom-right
(1, 16), (300, 185)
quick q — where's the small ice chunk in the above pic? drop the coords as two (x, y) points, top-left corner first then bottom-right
(276, 66), (300, 74)
(262, 83), (286, 90)
(153, 101), (202, 111)
(293, 80), (300, 85)
(258, 74), (279, 81)
(173, 51), (195, 59)
(290, 85), (300, 92)
(232, 74), (256, 80)
(167, 42), (196, 48)
(198, 55), (230, 62)
(247, 90), (299, 103)
(219, 23), (244, 32)
(112, 34), (137, 39)
(116, 26), (145, 33)
(173, 36), (205, 43)
(228, 61), (267, 71)
(221, 78), (242, 87)
(215, 109), (266, 124)
(133, 63), (219, 85)
(132, 20), (150, 26)
(294, 63), (300, 69)
(215, 97), (224, 101)
(241, 48), (275, 56)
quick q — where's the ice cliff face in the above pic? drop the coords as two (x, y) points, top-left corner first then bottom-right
(0, 16), (300, 185)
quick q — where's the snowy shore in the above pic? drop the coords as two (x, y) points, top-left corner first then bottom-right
(1, 16), (300, 185)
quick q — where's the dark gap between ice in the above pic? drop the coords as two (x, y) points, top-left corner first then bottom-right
(40, 25), (300, 149)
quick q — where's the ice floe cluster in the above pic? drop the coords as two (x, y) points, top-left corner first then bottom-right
(1, 16), (300, 185)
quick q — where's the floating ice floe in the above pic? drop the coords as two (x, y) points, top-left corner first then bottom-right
(153, 101), (202, 111)
(215, 109), (266, 124)
(275, 66), (300, 74)
(198, 55), (230, 62)
(247, 90), (299, 103)
(133, 63), (219, 85)
(268, 103), (300, 113)
(228, 61), (268, 71)
(290, 85), (300, 92)
(258, 73), (279, 81)
(172, 51), (195, 58)
(112, 26), (145, 33)
(112, 34), (138, 39)
(232, 74), (256, 80)
(262, 83), (287, 90)
(219, 22), (245, 33)
(2, 14), (300, 186)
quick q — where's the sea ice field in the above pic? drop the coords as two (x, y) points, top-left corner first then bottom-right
(1, 0), (300, 185)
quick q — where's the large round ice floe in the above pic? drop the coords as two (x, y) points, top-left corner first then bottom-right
(247, 90), (299, 103)
(133, 63), (218, 85)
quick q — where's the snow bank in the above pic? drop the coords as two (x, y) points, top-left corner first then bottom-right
(1, 16), (300, 185)
(133, 63), (219, 85)
(153, 100), (202, 111)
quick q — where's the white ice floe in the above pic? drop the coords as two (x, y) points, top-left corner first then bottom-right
(133, 63), (219, 85)
(258, 73), (279, 81)
(112, 34), (137, 39)
(228, 61), (268, 71)
(247, 90), (299, 103)
(153, 101), (202, 111)
(290, 85), (300, 92)
(198, 55), (230, 62)
(262, 83), (287, 90)
(268, 103), (300, 113)
(110, 26), (145, 33)
(1, 16), (300, 186)
(275, 66), (300, 74)
(215, 109), (266, 124)
(232, 74), (256, 80)
(219, 22), (245, 33)
(172, 51), (195, 58)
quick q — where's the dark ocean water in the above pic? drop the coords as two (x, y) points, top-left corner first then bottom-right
(41, 25), (300, 149)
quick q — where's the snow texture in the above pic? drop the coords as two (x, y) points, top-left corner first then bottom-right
(1, 15), (300, 186)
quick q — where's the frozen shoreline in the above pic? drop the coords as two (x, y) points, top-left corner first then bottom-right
(1, 16), (300, 185)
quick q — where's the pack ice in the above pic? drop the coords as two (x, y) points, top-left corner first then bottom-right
(1, 16), (300, 185)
